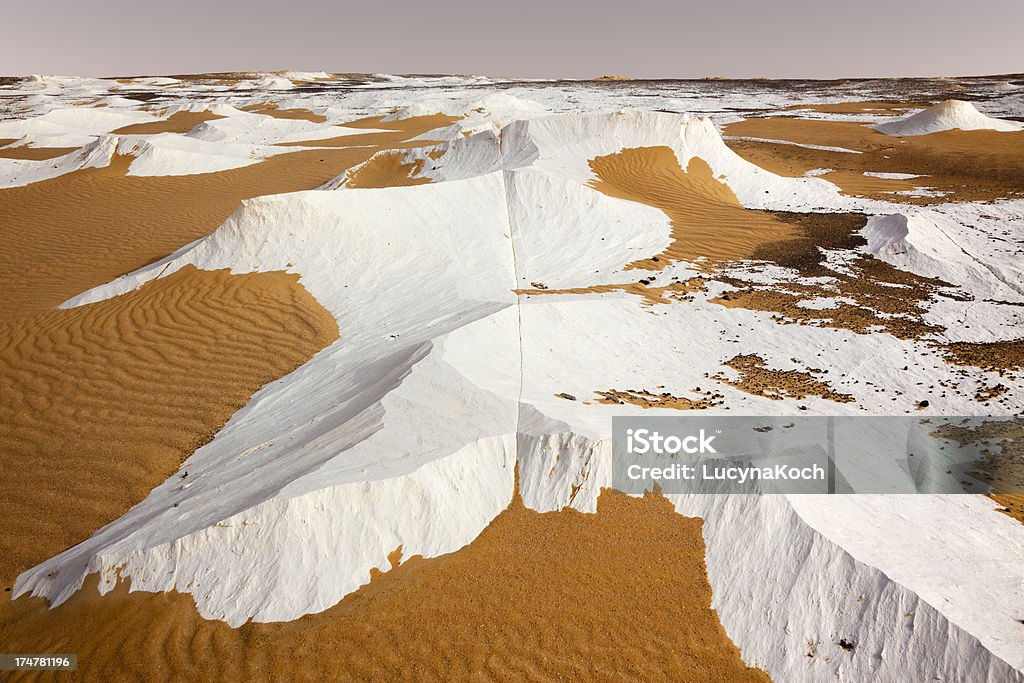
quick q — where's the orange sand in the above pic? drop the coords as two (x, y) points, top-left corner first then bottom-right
(992, 495), (1024, 525)
(589, 147), (797, 269)
(515, 277), (708, 307)
(112, 110), (226, 135)
(0, 142), (77, 160)
(0, 114), (449, 584)
(280, 113), (460, 149)
(0, 491), (769, 682)
(240, 102), (327, 123)
(343, 151), (430, 188)
(0, 265), (338, 588)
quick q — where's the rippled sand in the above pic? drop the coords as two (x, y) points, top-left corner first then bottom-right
(589, 146), (797, 268)
(0, 491), (769, 682)
(344, 150), (432, 188)
(0, 265), (338, 588)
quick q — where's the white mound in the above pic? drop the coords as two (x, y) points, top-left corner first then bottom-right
(863, 210), (1024, 301)
(874, 99), (1024, 135)
(0, 106), (158, 147)
(0, 136), (117, 188)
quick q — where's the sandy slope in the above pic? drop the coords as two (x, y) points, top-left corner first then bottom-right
(0, 265), (338, 589)
(112, 110), (226, 135)
(344, 150), (433, 188)
(589, 146), (796, 267)
(0, 112), (456, 594)
(0, 491), (768, 683)
(0, 142), (77, 160)
(240, 102), (327, 123)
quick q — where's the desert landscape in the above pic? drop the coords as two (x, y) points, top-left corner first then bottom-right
(0, 71), (1023, 681)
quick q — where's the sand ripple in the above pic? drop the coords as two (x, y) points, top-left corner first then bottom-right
(0, 491), (769, 682)
(588, 146), (797, 269)
(0, 265), (338, 587)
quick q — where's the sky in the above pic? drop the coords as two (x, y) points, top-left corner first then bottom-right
(4, 0), (1023, 79)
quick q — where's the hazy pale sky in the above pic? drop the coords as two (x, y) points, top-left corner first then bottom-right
(4, 0), (1022, 79)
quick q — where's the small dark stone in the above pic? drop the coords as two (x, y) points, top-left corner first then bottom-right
(838, 639), (856, 652)
(918, 399), (930, 408)
(556, 393), (577, 401)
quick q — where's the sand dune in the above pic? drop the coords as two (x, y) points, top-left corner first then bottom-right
(112, 109), (226, 135)
(240, 102), (327, 123)
(0, 141), (77, 160)
(0, 491), (769, 682)
(277, 113), (459, 148)
(588, 146), (797, 268)
(0, 265), (338, 588)
(0, 110), (453, 598)
(343, 150), (431, 188)
(0, 108), (453, 602)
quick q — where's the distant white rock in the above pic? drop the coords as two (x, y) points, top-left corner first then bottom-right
(0, 136), (117, 188)
(278, 70), (332, 81)
(863, 171), (924, 180)
(0, 105), (158, 147)
(874, 99), (1024, 135)
(388, 92), (551, 136)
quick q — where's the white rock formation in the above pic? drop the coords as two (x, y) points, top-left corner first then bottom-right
(874, 99), (1024, 135)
